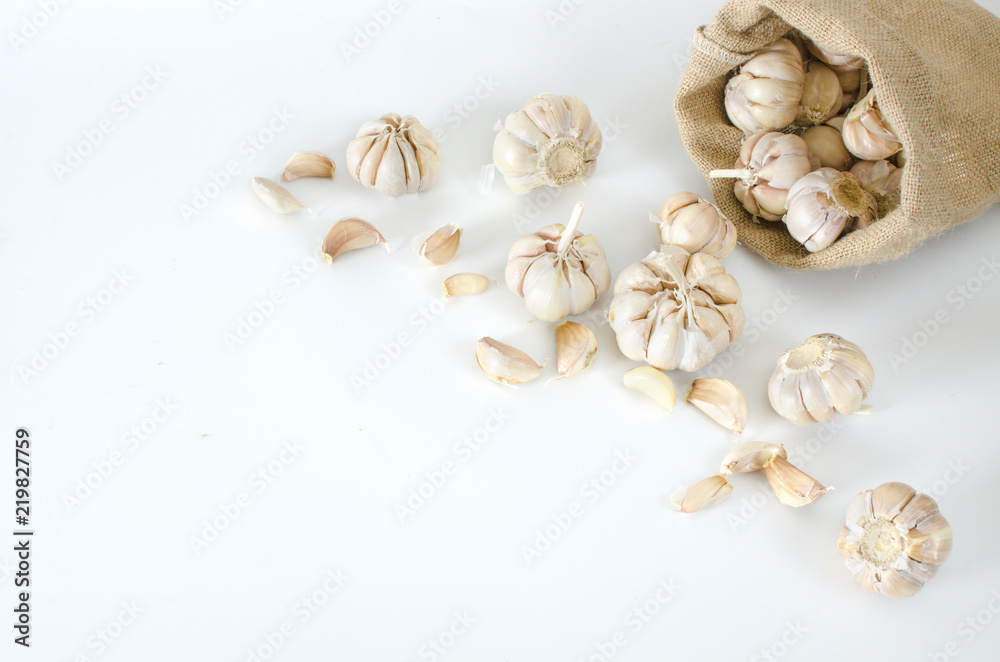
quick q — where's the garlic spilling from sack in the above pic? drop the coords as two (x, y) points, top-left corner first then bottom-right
(850, 159), (903, 218)
(686, 378), (747, 434)
(768, 333), (874, 426)
(801, 122), (854, 171)
(724, 38), (804, 133)
(346, 113), (442, 198)
(838, 482), (952, 598)
(505, 202), (611, 322)
(710, 131), (816, 221)
(784, 168), (878, 252)
(555, 321), (597, 379)
(608, 246), (744, 372)
(796, 61), (843, 126)
(475, 337), (543, 385)
(842, 90), (902, 160)
(805, 39), (865, 72)
(671, 475), (733, 513)
(763, 455), (829, 507)
(655, 193), (737, 260)
(493, 94), (602, 193)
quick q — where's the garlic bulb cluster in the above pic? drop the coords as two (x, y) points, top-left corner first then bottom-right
(796, 61), (843, 127)
(768, 333), (874, 426)
(655, 192), (737, 259)
(505, 202), (610, 322)
(842, 89), (902, 160)
(346, 113), (442, 198)
(608, 246), (744, 372)
(850, 159), (903, 218)
(493, 94), (602, 194)
(725, 38), (804, 134)
(839, 482), (952, 598)
(784, 168), (878, 252)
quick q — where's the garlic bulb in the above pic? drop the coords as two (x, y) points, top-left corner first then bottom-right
(505, 202), (610, 322)
(608, 246), (744, 372)
(842, 90), (902, 160)
(346, 113), (442, 198)
(768, 333), (874, 426)
(655, 192), (737, 260)
(493, 93), (602, 193)
(850, 159), (903, 218)
(801, 123), (854, 171)
(710, 131), (816, 222)
(796, 61), (843, 127)
(838, 482), (952, 598)
(724, 38), (804, 134)
(784, 168), (877, 252)
(804, 39), (865, 72)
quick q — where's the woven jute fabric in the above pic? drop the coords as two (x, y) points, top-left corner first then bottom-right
(674, 0), (1000, 269)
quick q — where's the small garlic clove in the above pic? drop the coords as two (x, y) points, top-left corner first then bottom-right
(252, 177), (309, 214)
(555, 321), (597, 379)
(475, 337), (543, 385)
(623, 366), (676, 412)
(671, 475), (733, 513)
(442, 273), (492, 298)
(762, 456), (829, 507)
(321, 217), (387, 264)
(719, 442), (787, 475)
(281, 151), (336, 181)
(686, 377), (748, 434)
(418, 223), (462, 266)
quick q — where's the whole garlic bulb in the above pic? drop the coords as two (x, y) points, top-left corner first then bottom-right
(608, 246), (744, 372)
(796, 61), (843, 127)
(850, 159), (903, 218)
(839, 482), (952, 598)
(768, 333), (873, 426)
(724, 38), (804, 134)
(842, 90), (902, 160)
(505, 202), (610, 322)
(804, 39), (865, 72)
(346, 113), (442, 198)
(801, 122), (854, 171)
(784, 168), (878, 252)
(493, 94), (602, 194)
(655, 192), (737, 260)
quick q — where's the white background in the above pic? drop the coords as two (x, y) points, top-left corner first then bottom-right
(3, 1), (1000, 660)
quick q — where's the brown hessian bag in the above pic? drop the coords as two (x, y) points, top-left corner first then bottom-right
(674, 0), (1000, 269)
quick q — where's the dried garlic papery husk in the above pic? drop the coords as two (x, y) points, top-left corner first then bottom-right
(475, 337), (543, 385)
(493, 93), (602, 193)
(686, 378), (747, 434)
(842, 90), (902, 160)
(346, 113), (442, 198)
(850, 160), (903, 219)
(443, 273), (492, 298)
(555, 321), (597, 379)
(608, 246), (744, 372)
(252, 177), (310, 214)
(838, 482), (953, 598)
(763, 455), (829, 507)
(796, 61), (843, 127)
(768, 333), (874, 426)
(623, 366), (676, 411)
(710, 131), (816, 222)
(281, 152), (335, 181)
(418, 223), (462, 266)
(801, 123), (854, 171)
(805, 39), (865, 72)
(505, 202), (610, 322)
(724, 38), (804, 134)
(655, 192), (737, 260)
(671, 475), (733, 513)
(784, 168), (878, 252)
(321, 218), (387, 263)
(720, 442), (786, 475)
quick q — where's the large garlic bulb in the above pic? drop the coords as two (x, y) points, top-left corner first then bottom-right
(850, 159), (903, 218)
(346, 113), (442, 198)
(796, 61), (843, 127)
(608, 246), (744, 372)
(505, 202), (610, 322)
(768, 333), (873, 426)
(655, 192), (737, 260)
(724, 38), (804, 134)
(493, 94), (602, 194)
(784, 168), (878, 252)
(839, 482), (952, 598)
(842, 90), (902, 160)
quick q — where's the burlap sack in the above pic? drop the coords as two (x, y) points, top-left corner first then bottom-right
(674, 0), (1000, 269)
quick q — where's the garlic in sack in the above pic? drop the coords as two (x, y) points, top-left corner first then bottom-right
(724, 38), (804, 134)
(493, 93), (602, 193)
(796, 61), (843, 127)
(655, 192), (737, 260)
(804, 38), (865, 72)
(850, 159), (903, 218)
(768, 333), (874, 427)
(608, 246), (744, 372)
(346, 113), (442, 198)
(836, 69), (863, 112)
(842, 90), (902, 160)
(838, 482), (952, 598)
(710, 131), (816, 222)
(784, 168), (878, 252)
(504, 202), (610, 322)
(801, 121), (854, 171)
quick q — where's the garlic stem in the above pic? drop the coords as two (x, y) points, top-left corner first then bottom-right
(555, 202), (586, 256)
(709, 168), (752, 180)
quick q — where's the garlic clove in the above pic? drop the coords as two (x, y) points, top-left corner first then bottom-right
(656, 194), (737, 260)
(842, 90), (902, 160)
(686, 377), (747, 434)
(720, 442), (787, 475)
(281, 152), (336, 181)
(442, 273), (492, 297)
(418, 223), (462, 266)
(321, 217), (387, 264)
(475, 337), (543, 385)
(671, 475), (733, 513)
(252, 177), (309, 214)
(870, 481), (916, 521)
(762, 455), (829, 507)
(555, 321), (597, 378)
(623, 366), (676, 412)
(724, 39), (804, 133)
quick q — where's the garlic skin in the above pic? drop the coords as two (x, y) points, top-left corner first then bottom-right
(838, 482), (952, 598)
(252, 177), (309, 214)
(655, 193), (737, 260)
(493, 94), (602, 193)
(850, 159), (903, 218)
(672, 475), (733, 513)
(321, 218), (387, 264)
(725, 38), (804, 134)
(784, 168), (878, 252)
(475, 337), (542, 385)
(768, 333), (874, 427)
(801, 123), (854, 171)
(804, 39), (865, 72)
(686, 377), (747, 434)
(796, 61), (843, 127)
(346, 113), (442, 198)
(842, 90), (902, 160)
(608, 246), (744, 372)
(505, 202), (610, 322)
(555, 321), (597, 378)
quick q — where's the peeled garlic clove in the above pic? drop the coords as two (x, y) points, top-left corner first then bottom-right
(281, 151), (335, 181)
(553, 321), (597, 379)
(346, 113), (442, 198)
(321, 217), (387, 264)
(720, 442), (787, 475)
(418, 223), (462, 266)
(801, 124), (854, 171)
(805, 39), (865, 72)
(252, 177), (309, 214)
(656, 193), (737, 260)
(686, 377), (747, 434)
(762, 455), (829, 507)
(784, 168), (878, 252)
(443, 273), (492, 298)
(725, 38), (804, 133)
(850, 159), (903, 218)
(842, 90), (902, 160)
(623, 366), (676, 412)
(475, 337), (542, 385)
(796, 61), (843, 127)
(671, 475), (733, 513)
